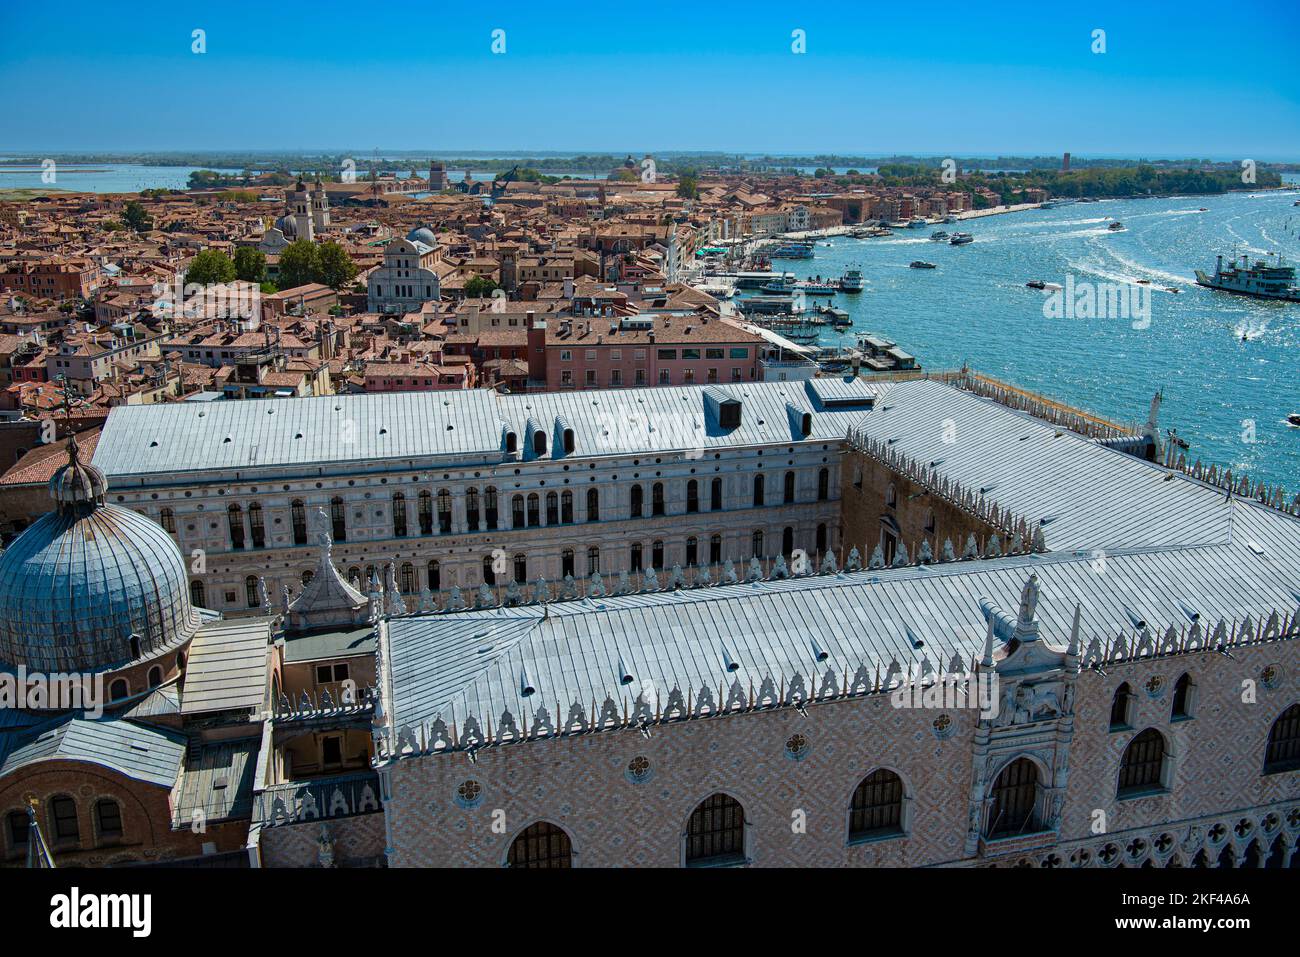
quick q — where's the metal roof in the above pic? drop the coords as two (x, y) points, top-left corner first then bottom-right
(282, 626), (377, 664)
(380, 377), (1300, 736)
(384, 531), (1300, 735)
(0, 715), (186, 788)
(855, 378), (1233, 552)
(91, 379), (878, 480)
(179, 618), (272, 716)
(171, 737), (259, 827)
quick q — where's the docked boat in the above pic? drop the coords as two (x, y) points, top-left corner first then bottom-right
(929, 231), (949, 241)
(907, 219), (929, 229)
(1108, 221), (1125, 231)
(949, 233), (974, 245)
(838, 268), (864, 292)
(769, 241), (815, 259)
(792, 279), (838, 295)
(816, 303), (853, 327)
(1195, 253), (1300, 302)
(909, 261), (937, 270)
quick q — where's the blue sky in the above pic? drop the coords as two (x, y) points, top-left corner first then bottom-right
(2, 1), (1298, 158)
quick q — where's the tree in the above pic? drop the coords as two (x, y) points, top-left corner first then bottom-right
(232, 247), (267, 283)
(185, 249), (236, 285)
(316, 241), (357, 290)
(676, 172), (699, 199)
(278, 240), (321, 289)
(122, 201), (152, 232)
(463, 275), (499, 298)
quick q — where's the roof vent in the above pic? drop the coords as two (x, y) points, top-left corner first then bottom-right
(617, 656), (633, 685)
(810, 639), (828, 662)
(519, 664), (535, 697)
(721, 643), (739, 672)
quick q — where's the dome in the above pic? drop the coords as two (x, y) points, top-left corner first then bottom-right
(406, 226), (436, 246)
(0, 441), (200, 673)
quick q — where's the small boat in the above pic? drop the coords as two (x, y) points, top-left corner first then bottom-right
(949, 233), (974, 245)
(929, 231), (949, 241)
(910, 261), (937, 269)
(1166, 287), (1180, 294)
(1108, 221), (1125, 231)
(1026, 280), (1046, 290)
(1288, 413), (1300, 428)
(1136, 279), (1151, 284)
(1198, 207), (1208, 212)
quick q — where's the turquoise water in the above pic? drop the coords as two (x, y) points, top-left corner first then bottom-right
(0, 164), (244, 192)
(779, 189), (1300, 491)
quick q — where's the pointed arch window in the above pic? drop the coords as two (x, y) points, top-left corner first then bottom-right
(686, 794), (746, 867)
(849, 769), (905, 841)
(1171, 673), (1194, 721)
(507, 821), (572, 869)
(1264, 703), (1300, 775)
(987, 758), (1040, 837)
(1110, 682), (1135, 730)
(1118, 729), (1170, 797)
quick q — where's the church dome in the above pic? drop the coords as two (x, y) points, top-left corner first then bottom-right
(0, 438), (200, 674)
(406, 226), (436, 246)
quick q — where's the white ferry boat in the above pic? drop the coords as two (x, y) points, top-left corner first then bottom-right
(838, 268), (864, 292)
(1195, 254), (1300, 302)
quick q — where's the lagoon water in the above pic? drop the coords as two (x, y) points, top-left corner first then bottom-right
(779, 189), (1300, 491)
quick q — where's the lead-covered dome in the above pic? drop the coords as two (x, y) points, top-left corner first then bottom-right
(0, 438), (200, 673)
(406, 226), (436, 246)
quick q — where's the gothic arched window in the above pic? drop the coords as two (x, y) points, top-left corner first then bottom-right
(1118, 729), (1169, 797)
(849, 769), (905, 841)
(507, 821), (572, 869)
(686, 794), (746, 867)
(1264, 703), (1300, 775)
(1171, 673), (1194, 720)
(1110, 682), (1135, 730)
(987, 758), (1039, 837)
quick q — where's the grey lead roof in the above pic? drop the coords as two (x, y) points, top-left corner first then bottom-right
(179, 618), (272, 716)
(0, 715), (186, 788)
(91, 378), (878, 479)
(382, 378), (1300, 734)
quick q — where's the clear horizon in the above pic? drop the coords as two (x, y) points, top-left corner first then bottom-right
(3, 1), (1297, 159)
